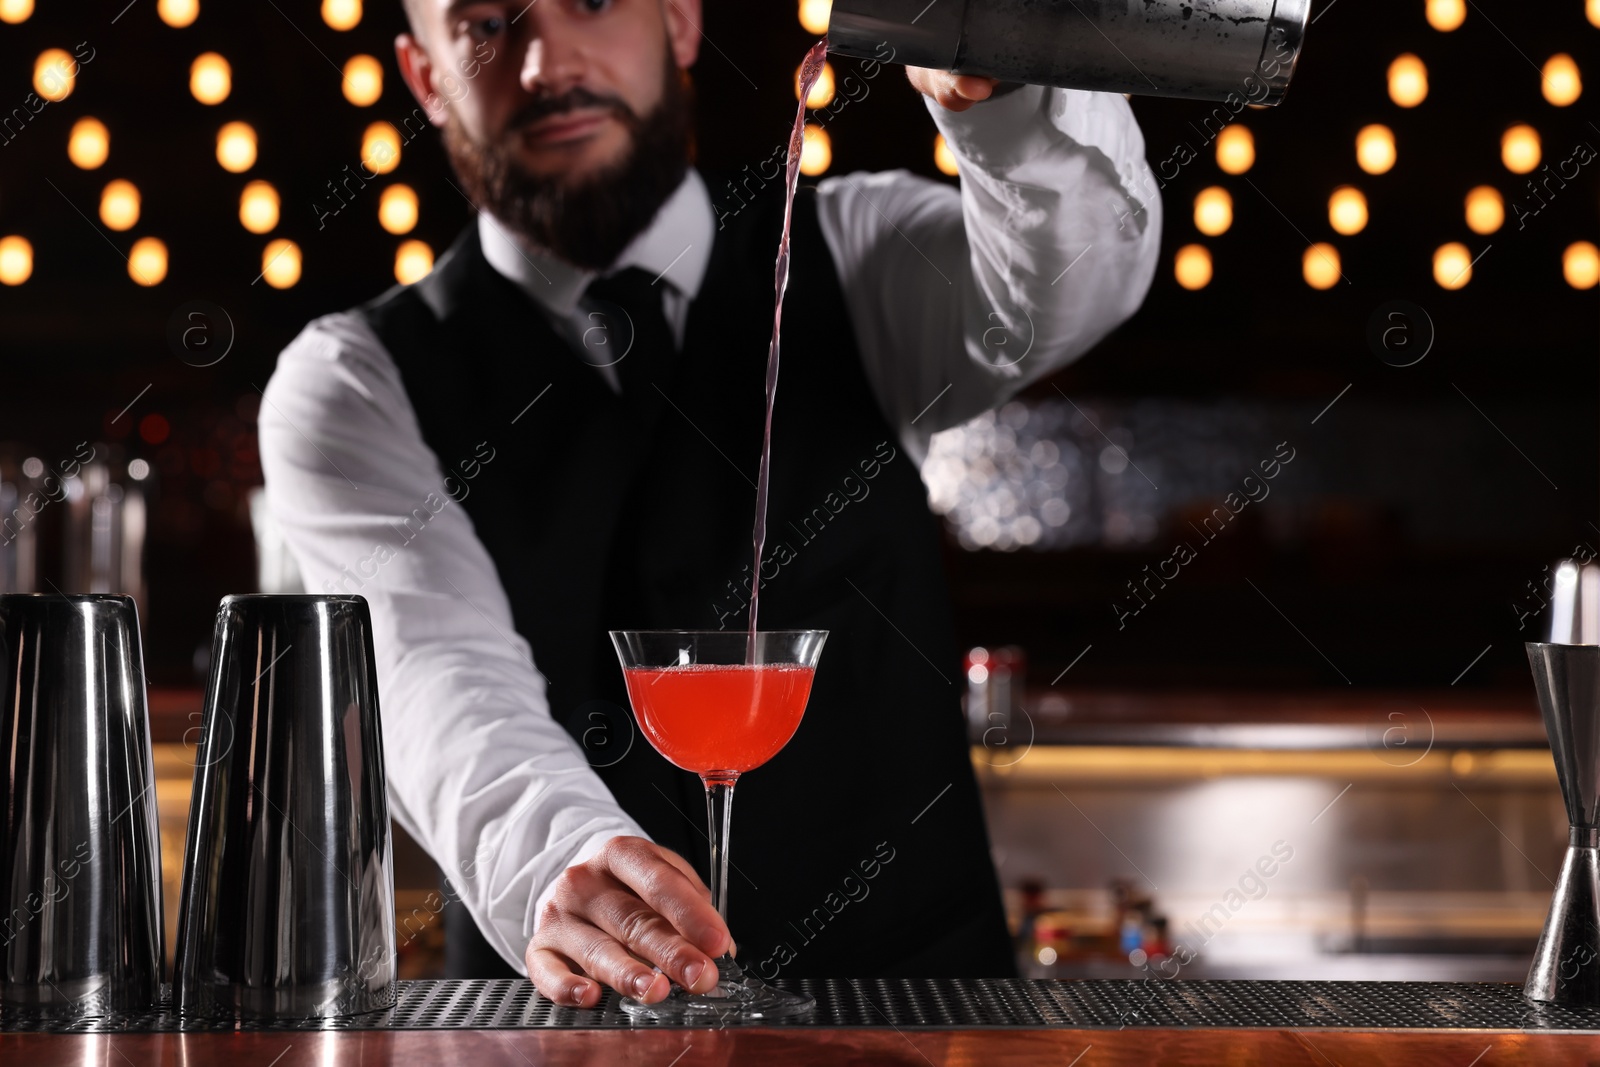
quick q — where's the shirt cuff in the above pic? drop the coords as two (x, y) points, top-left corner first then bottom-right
(925, 82), (1053, 172)
(928, 86), (1154, 219)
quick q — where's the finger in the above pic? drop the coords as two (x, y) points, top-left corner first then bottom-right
(525, 944), (606, 1009)
(907, 66), (965, 108)
(581, 876), (721, 994)
(604, 843), (732, 957)
(932, 78), (982, 112)
(655, 846), (714, 903)
(643, 857), (732, 953)
(938, 88), (978, 112)
(908, 68), (996, 111)
(951, 74), (997, 101)
(540, 917), (676, 1004)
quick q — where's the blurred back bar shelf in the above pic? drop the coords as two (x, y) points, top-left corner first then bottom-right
(146, 684), (1555, 982)
(979, 687), (1546, 749)
(976, 686), (1555, 984)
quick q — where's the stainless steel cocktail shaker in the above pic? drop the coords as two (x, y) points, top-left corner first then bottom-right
(0, 594), (164, 1019)
(174, 594), (396, 1020)
(828, 0), (1310, 105)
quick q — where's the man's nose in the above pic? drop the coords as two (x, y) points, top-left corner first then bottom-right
(519, 24), (586, 96)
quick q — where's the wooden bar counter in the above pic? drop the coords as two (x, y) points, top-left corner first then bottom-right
(6, 978), (1600, 1066)
(7, 1026), (1600, 1066)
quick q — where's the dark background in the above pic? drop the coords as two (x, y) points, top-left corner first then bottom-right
(0, 0), (1595, 691)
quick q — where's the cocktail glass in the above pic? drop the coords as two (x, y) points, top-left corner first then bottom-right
(608, 629), (827, 1020)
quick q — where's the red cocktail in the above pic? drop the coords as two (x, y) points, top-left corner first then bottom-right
(609, 629), (827, 1020)
(621, 663), (814, 775)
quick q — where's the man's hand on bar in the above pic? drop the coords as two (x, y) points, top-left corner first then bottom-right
(905, 68), (1004, 112)
(524, 836), (733, 1007)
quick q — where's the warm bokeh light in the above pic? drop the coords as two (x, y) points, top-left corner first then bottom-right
(362, 121), (401, 175)
(798, 0), (830, 35)
(1387, 54), (1428, 107)
(216, 121), (257, 172)
(1464, 186), (1503, 234)
(34, 49), (77, 103)
(799, 123), (831, 176)
(796, 60), (835, 109)
(933, 134), (958, 176)
(1565, 242), (1600, 289)
(1356, 124), (1396, 175)
(343, 54), (383, 106)
(378, 184), (418, 234)
(1433, 242), (1473, 289)
(1542, 54), (1582, 107)
(1174, 244), (1212, 290)
(322, 0), (361, 30)
(1501, 124), (1540, 174)
(239, 180), (279, 234)
(0, 0), (33, 24)
(1215, 124), (1254, 174)
(157, 0), (198, 27)
(262, 238), (302, 289)
(67, 117), (109, 169)
(1193, 186), (1232, 236)
(1425, 0), (1464, 30)
(395, 240), (434, 284)
(128, 237), (167, 286)
(0, 236), (33, 285)
(1591, 0), (1600, 28)
(1327, 186), (1367, 235)
(190, 52), (231, 105)
(1302, 243), (1341, 289)
(99, 180), (140, 231)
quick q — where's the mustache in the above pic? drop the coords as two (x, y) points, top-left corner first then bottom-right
(509, 86), (636, 130)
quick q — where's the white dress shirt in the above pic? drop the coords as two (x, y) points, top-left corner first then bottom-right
(259, 84), (1162, 971)
(475, 168), (716, 385)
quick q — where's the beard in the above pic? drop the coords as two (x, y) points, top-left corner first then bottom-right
(442, 55), (694, 272)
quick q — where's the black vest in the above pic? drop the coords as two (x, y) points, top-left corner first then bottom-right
(358, 177), (1013, 980)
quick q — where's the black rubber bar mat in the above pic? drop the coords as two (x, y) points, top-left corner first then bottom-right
(5, 979), (1600, 1032)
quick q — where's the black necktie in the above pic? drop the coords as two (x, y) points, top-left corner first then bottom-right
(581, 267), (676, 424)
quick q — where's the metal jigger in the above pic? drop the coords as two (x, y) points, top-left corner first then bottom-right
(173, 595), (396, 1019)
(1526, 559), (1600, 1005)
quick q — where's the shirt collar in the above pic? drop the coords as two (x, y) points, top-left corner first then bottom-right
(476, 168), (715, 317)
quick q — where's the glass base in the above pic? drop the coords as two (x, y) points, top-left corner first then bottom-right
(619, 955), (813, 1021)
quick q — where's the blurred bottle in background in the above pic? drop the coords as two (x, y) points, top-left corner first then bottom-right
(63, 448), (149, 622)
(965, 644), (1027, 739)
(1, 444), (151, 622)
(1013, 877), (1046, 961)
(0, 456), (39, 593)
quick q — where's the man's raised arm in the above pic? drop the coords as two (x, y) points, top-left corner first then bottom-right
(816, 78), (1163, 463)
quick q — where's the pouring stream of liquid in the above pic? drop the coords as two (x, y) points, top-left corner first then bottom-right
(747, 37), (830, 663)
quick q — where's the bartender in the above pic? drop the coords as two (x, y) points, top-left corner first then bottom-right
(259, 0), (1160, 1006)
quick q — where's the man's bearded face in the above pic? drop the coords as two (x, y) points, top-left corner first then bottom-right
(441, 39), (694, 271)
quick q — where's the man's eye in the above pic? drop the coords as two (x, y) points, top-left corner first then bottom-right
(467, 15), (505, 39)
(577, 0), (611, 12)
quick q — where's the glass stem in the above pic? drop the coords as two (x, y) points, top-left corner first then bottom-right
(702, 775), (737, 923)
